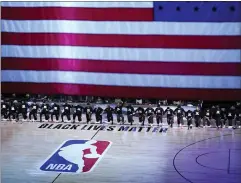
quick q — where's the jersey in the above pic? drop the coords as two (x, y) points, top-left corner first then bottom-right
(186, 110), (193, 118)
(19, 103), (28, 113)
(227, 109), (235, 119)
(193, 110), (201, 118)
(204, 109), (211, 118)
(74, 105), (83, 114)
(115, 106), (123, 115)
(1, 102), (9, 112)
(52, 104), (60, 113)
(210, 106), (217, 118)
(126, 106), (134, 115)
(63, 104), (71, 113)
(95, 107), (103, 115)
(105, 107), (114, 116)
(31, 103), (38, 112)
(145, 107), (154, 116)
(41, 103), (50, 112)
(155, 107), (164, 115)
(165, 108), (173, 117)
(220, 108), (226, 119)
(136, 107), (145, 115)
(174, 107), (185, 117)
(85, 106), (93, 114)
(215, 109), (221, 118)
(236, 108), (241, 120)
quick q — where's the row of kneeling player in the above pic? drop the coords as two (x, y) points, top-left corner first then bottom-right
(1, 101), (241, 128)
(1, 100), (93, 123)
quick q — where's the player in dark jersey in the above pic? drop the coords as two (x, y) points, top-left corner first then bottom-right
(193, 107), (201, 128)
(210, 106), (216, 120)
(1, 100), (9, 120)
(9, 100), (18, 121)
(155, 105), (164, 126)
(94, 106), (104, 124)
(226, 106), (236, 127)
(220, 107), (227, 128)
(104, 105), (114, 124)
(174, 105), (185, 127)
(185, 110), (193, 130)
(51, 103), (60, 122)
(40, 102), (50, 122)
(135, 106), (145, 125)
(61, 103), (72, 122)
(214, 106), (221, 128)
(115, 103), (124, 124)
(29, 101), (39, 122)
(235, 107), (241, 128)
(84, 103), (93, 124)
(17, 100), (28, 121)
(145, 104), (155, 126)
(164, 107), (174, 127)
(203, 108), (211, 127)
(73, 104), (83, 123)
(235, 102), (241, 128)
(126, 104), (135, 125)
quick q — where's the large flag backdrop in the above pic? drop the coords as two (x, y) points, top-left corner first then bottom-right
(1, 1), (241, 100)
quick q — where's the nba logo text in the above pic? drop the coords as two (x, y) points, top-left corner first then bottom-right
(40, 140), (112, 173)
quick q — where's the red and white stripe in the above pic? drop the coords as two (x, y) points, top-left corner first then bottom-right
(1, 2), (241, 100)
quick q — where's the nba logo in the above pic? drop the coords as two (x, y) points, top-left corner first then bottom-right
(40, 140), (112, 173)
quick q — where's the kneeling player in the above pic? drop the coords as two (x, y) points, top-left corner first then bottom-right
(126, 104), (135, 125)
(94, 106), (103, 124)
(203, 108), (211, 127)
(1, 100), (9, 120)
(186, 110), (193, 129)
(235, 108), (241, 128)
(61, 103), (71, 122)
(29, 101), (38, 122)
(73, 104), (83, 123)
(51, 103), (60, 122)
(115, 103), (124, 124)
(165, 107), (174, 127)
(155, 105), (163, 126)
(227, 106), (235, 127)
(9, 101), (18, 121)
(85, 103), (93, 124)
(40, 102), (50, 122)
(105, 105), (114, 124)
(174, 105), (185, 127)
(214, 106), (221, 128)
(220, 107), (227, 128)
(17, 100), (28, 121)
(193, 107), (201, 128)
(145, 104), (154, 126)
(135, 106), (145, 126)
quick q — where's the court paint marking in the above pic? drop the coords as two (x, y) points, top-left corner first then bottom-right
(173, 132), (241, 183)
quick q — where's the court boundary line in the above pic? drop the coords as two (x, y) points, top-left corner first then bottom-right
(50, 128), (101, 183)
(173, 131), (241, 183)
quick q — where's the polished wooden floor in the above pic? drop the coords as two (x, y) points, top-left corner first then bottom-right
(1, 119), (241, 183)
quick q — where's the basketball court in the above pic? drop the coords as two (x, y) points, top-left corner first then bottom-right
(1, 119), (241, 183)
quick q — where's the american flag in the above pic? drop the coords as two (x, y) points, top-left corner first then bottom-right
(1, 1), (241, 100)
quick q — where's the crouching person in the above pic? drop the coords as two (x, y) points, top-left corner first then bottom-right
(73, 104), (83, 123)
(61, 103), (72, 122)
